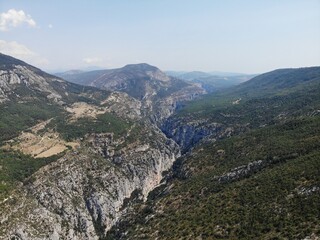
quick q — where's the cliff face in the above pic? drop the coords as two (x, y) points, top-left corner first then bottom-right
(0, 54), (207, 239)
(150, 84), (205, 125)
(57, 63), (206, 115)
(161, 117), (221, 152)
(1, 124), (180, 239)
(0, 65), (64, 103)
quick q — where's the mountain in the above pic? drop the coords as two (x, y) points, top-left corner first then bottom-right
(56, 63), (205, 124)
(56, 69), (85, 76)
(56, 63), (203, 101)
(166, 70), (255, 93)
(56, 69), (109, 85)
(164, 70), (187, 77)
(176, 71), (213, 80)
(106, 67), (320, 239)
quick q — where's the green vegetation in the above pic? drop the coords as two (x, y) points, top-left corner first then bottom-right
(107, 67), (320, 239)
(49, 112), (132, 141)
(0, 149), (63, 200)
(111, 116), (320, 239)
(0, 107), (130, 200)
(0, 53), (31, 70)
(51, 80), (111, 104)
(181, 67), (320, 115)
(0, 100), (62, 142)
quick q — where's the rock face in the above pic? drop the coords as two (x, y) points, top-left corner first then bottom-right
(0, 64), (63, 103)
(1, 125), (180, 239)
(0, 54), (208, 239)
(0, 53), (109, 105)
(159, 113), (238, 153)
(0, 54), (194, 239)
(57, 63), (205, 105)
(150, 84), (205, 125)
(215, 160), (264, 183)
(56, 63), (171, 99)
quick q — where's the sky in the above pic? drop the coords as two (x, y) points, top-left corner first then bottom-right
(0, 0), (320, 74)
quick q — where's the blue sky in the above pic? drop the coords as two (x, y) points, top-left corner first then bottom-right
(0, 0), (320, 73)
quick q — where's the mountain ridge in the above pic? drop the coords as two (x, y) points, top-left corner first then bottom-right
(55, 63), (204, 101)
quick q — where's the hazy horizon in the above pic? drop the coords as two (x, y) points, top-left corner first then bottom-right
(1, 0), (320, 74)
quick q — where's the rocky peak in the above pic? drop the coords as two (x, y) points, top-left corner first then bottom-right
(56, 63), (191, 101)
(0, 54), (65, 103)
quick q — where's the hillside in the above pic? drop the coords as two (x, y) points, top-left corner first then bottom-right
(56, 64), (205, 125)
(107, 67), (320, 239)
(181, 66), (320, 115)
(0, 53), (113, 142)
(56, 63), (203, 101)
(0, 54), (185, 239)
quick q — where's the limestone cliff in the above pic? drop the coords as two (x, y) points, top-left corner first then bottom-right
(1, 124), (180, 239)
(0, 54), (205, 239)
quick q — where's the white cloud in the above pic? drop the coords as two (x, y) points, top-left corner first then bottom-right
(0, 40), (49, 67)
(83, 57), (102, 64)
(0, 40), (35, 57)
(0, 9), (36, 31)
(48, 24), (53, 29)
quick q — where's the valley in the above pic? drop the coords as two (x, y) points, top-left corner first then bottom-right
(0, 53), (319, 240)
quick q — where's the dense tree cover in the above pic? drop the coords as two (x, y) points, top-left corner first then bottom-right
(108, 116), (320, 239)
(107, 68), (320, 239)
(0, 150), (63, 200)
(181, 68), (320, 115)
(48, 112), (131, 141)
(0, 101), (62, 142)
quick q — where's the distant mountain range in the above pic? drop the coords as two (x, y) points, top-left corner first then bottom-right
(166, 70), (256, 92)
(56, 68), (255, 95)
(165, 70), (250, 77)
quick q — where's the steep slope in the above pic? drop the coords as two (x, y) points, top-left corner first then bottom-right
(0, 55), (182, 239)
(110, 117), (320, 240)
(0, 53), (110, 142)
(0, 53), (108, 105)
(237, 67), (320, 92)
(57, 63), (199, 100)
(107, 67), (320, 239)
(181, 66), (320, 115)
(57, 63), (205, 124)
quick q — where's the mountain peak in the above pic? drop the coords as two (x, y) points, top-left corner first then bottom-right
(122, 63), (159, 72)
